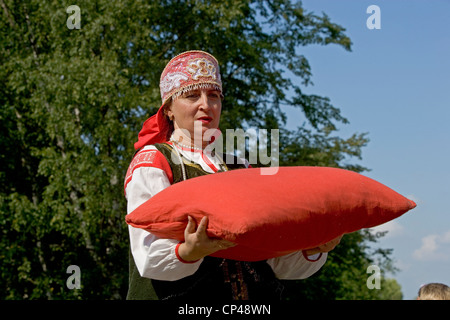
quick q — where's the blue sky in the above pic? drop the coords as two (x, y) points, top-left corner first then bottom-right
(286, 0), (450, 299)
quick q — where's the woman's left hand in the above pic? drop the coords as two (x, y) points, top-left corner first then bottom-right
(303, 234), (343, 256)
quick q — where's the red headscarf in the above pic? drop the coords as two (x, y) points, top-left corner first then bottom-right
(133, 106), (171, 150)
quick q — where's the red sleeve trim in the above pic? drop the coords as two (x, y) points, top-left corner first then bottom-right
(175, 242), (201, 264)
(302, 250), (323, 262)
(123, 148), (173, 194)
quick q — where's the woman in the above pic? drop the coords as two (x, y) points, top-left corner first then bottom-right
(124, 50), (341, 300)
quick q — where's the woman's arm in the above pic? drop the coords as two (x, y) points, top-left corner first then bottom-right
(267, 235), (342, 280)
(126, 148), (204, 281)
(267, 251), (328, 280)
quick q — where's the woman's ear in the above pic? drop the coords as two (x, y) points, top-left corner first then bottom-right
(163, 101), (174, 121)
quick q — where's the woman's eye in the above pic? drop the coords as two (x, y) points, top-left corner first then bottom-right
(208, 92), (221, 99)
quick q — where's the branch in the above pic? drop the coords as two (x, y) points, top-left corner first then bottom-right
(23, 4), (40, 65)
(0, 0), (15, 28)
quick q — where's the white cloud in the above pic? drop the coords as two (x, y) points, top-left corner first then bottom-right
(442, 230), (450, 243)
(406, 194), (421, 205)
(413, 231), (450, 261)
(406, 194), (423, 205)
(370, 220), (404, 239)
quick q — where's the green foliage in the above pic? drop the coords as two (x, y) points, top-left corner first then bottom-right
(0, 0), (398, 299)
(282, 231), (402, 300)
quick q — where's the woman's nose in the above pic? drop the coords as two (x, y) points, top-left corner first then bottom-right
(198, 92), (211, 110)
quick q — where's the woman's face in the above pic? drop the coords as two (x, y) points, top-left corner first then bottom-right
(167, 87), (222, 147)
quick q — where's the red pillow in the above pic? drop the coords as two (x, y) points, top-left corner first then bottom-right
(126, 166), (416, 261)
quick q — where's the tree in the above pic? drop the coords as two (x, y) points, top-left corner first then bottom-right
(0, 0), (394, 299)
(281, 230), (402, 300)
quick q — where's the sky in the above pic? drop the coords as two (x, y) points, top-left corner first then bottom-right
(285, 0), (450, 299)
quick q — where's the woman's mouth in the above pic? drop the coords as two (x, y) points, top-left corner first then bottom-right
(197, 116), (212, 124)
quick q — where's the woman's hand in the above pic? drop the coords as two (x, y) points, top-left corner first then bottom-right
(303, 234), (343, 257)
(177, 216), (236, 262)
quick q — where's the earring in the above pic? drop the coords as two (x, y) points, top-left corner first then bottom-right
(169, 115), (174, 121)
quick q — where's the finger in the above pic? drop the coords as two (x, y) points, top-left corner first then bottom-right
(196, 216), (209, 235)
(221, 240), (237, 248)
(322, 235), (342, 247)
(319, 238), (340, 252)
(185, 215), (197, 234)
(329, 235), (343, 247)
(215, 240), (236, 250)
(303, 247), (321, 256)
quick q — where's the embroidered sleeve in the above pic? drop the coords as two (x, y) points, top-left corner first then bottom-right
(124, 146), (173, 198)
(125, 146), (203, 281)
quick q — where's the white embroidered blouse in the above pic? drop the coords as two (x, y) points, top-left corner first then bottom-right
(124, 142), (327, 281)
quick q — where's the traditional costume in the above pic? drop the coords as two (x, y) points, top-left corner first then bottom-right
(124, 51), (327, 300)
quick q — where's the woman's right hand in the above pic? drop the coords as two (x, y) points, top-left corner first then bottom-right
(177, 216), (236, 262)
